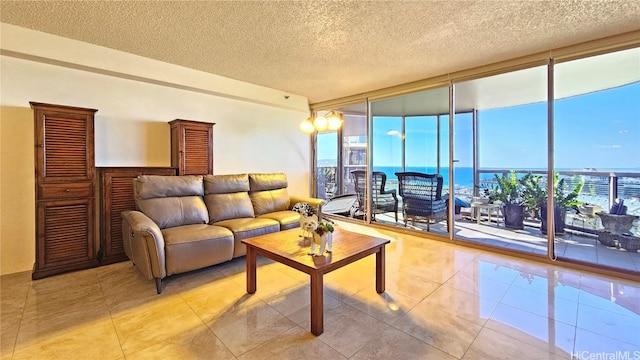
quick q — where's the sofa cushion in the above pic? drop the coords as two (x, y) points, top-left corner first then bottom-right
(258, 210), (301, 230)
(204, 174), (250, 194)
(214, 218), (280, 257)
(204, 192), (255, 223)
(162, 224), (234, 276)
(137, 196), (209, 229)
(249, 173), (288, 191)
(135, 175), (204, 199)
(250, 188), (291, 216)
(248, 173), (291, 216)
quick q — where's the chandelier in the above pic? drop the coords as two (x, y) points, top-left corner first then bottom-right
(299, 111), (343, 133)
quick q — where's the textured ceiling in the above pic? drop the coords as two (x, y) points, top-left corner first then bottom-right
(2, 1), (640, 104)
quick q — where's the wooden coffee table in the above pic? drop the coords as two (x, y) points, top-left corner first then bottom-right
(241, 227), (390, 336)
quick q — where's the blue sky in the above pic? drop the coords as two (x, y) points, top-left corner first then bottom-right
(318, 82), (640, 171)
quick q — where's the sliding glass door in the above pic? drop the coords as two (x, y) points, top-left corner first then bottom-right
(342, 113), (367, 195)
(372, 116), (403, 176)
(452, 111), (474, 224)
(454, 65), (549, 253)
(405, 116), (440, 174)
(312, 45), (639, 277)
(553, 47), (640, 272)
(368, 87), (451, 236)
(315, 131), (337, 200)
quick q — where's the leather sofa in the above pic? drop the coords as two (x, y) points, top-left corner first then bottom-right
(121, 173), (324, 293)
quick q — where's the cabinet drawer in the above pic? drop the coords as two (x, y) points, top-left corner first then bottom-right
(40, 183), (93, 199)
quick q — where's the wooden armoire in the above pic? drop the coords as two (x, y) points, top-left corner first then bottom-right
(31, 102), (99, 280)
(97, 167), (176, 264)
(169, 119), (215, 175)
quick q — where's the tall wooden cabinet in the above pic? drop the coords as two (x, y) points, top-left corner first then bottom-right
(31, 102), (99, 280)
(169, 119), (215, 175)
(97, 167), (176, 265)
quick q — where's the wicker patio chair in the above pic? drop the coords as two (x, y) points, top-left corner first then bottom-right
(351, 170), (398, 222)
(395, 172), (449, 231)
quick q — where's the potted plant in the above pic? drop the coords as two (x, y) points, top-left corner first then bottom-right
(521, 172), (545, 221)
(486, 171), (526, 230)
(311, 220), (335, 256)
(473, 183), (493, 205)
(522, 171), (584, 235)
(314, 220), (335, 237)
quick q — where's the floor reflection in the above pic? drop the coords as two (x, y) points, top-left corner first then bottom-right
(2, 220), (639, 359)
(342, 211), (640, 272)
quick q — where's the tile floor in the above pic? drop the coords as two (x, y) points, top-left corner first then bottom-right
(2, 221), (639, 359)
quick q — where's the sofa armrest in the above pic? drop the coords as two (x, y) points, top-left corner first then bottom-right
(289, 195), (326, 215)
(121, 210), (167, 281)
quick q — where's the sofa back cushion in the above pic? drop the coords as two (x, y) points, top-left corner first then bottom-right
(249, 173), (290, 216)
(204, 173), (250, 194)
(134, 175), (209, 229)
(135, 175), (204, 199)
(203, 174), (254, 222)
(249, 173), (288, 192)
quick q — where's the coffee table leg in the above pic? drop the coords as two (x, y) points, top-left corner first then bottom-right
(246, 246), (256, 294)
(376, 246), (386, 293)
(310, 272), (323, 336)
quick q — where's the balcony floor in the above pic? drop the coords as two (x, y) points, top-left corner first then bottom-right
(366, 212), (640, 273)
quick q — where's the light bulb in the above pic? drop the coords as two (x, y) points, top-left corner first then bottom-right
(326, 111), (343, 130)
(313, 116), (328, 131)
(299, 119), (315, 133)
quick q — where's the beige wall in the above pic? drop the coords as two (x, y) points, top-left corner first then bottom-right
(0, 25), (312, 275)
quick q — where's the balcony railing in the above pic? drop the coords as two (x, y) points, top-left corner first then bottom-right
(318, 166), (639, 234)
(477, 169), (640, 216)
(322, 167), (639, 209)
(478, 169), (640, 235)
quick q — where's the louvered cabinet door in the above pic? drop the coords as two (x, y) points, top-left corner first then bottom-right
(35, 199), (96, 277)
(98, 167), (177, 264)
(31, 102), (98, 280)
(34, 106), (95, 184)
(169, 119), (215, 175)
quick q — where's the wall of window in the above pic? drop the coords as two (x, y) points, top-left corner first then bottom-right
(342, 113), (367, 196)
(455, 65), (549, 254)
(553, 48), (640, 270)
(315, 131), (337, 200)
(311, 42), (640, 277)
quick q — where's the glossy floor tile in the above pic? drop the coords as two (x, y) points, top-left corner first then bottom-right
(2, 220), (639, 359)
(373, 212), (640, 271)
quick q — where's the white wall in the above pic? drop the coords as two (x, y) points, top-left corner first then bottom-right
(0, 24), (312, 275)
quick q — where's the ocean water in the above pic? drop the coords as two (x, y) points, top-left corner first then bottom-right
(373, 166), (474, 189)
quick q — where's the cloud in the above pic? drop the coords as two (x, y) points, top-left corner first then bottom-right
(618, 129), (628, 134)
(597, 144), (622, 149)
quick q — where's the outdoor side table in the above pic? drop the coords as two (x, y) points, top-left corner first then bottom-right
(471, 203), (501, 226)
